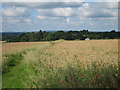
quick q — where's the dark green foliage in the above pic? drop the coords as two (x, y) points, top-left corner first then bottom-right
(3, 30), (120, 42)
(2, 52), (25, 73)
(2, 33), (20, 42)
(8, 54), (22, 66)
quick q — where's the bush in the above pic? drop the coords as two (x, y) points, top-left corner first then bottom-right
(3, 52), (24, 73)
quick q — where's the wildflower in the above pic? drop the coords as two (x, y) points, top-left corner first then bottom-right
(44, 66), (46, 68)
(92, 81), (94, 84)
(50, 59), (54, 62)
(94, 74), (98, 77)
(61, 80), (64, 82)
(71, 72), (74, 74)
(72, 79), (74, 82)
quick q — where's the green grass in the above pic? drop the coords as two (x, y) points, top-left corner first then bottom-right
(2, 50), (27, 88)
(2, 50), (38, 88)
(2, 42), (52, 88)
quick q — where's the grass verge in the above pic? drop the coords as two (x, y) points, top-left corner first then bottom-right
(2, 50), (26, 73)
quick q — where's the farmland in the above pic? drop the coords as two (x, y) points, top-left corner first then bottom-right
(2, 39), (119, 88)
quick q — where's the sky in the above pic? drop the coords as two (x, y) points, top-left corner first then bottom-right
(0, 0), (119, 32)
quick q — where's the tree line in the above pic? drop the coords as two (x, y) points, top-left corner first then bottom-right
(3, 30), (120, 42)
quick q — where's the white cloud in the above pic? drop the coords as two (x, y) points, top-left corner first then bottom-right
(24, 19), (31, 22)
(3, 2), (84, 9)
(77, 2), (117, 19)
(37, 7), (75, 17)
(3, 2), (117, 19)
(52, 7), (74, 17)
(82, 3), (89, 8)
(2, 7), (30, 17)
(2, 0), (119, 2)
(66, 18), (70, 23)
(105, 2), (118, 9)
(8, 19), (20, 23)
(77, 3), (90, 18)
(2, 17), (20, 25)
(36, 16), (46, 19)
(89, 23), (94, 26)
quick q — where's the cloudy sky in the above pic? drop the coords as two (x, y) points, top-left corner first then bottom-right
(0, 1), (119, 32)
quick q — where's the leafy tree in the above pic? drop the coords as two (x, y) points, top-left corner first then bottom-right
(4, 29), (120, 42)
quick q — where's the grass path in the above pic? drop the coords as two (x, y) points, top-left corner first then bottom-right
(2, 40), (64, 88)
(2, 41), (51, 88)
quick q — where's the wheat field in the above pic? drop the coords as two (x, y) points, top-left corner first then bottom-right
(2, 41), (49, 55)
(2, 39), (119, 88)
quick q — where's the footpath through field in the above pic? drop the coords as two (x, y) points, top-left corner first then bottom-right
(2, 40), (63, 88)
(2, 39), (119, 88)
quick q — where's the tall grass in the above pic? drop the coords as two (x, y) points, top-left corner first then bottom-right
(28, 60), (119, 88)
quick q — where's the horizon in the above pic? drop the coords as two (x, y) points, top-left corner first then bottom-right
(1, 29), (119, 33)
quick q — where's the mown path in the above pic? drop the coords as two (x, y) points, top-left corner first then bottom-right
(2, 40), (63, 88)
(2, 42), (51, 88)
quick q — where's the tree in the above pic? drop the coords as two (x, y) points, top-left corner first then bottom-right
(36, 30), (43, 41)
